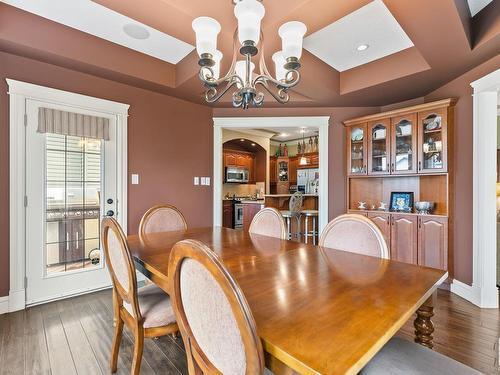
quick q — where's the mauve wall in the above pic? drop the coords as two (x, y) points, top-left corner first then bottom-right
(424, 55), (500, 285)
(0, 52), (213, 297)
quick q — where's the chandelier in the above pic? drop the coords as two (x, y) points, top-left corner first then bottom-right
(192, 0), (307, 109)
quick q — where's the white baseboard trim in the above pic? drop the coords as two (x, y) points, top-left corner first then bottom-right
(450, 279), (498, 308)
(0, 296), (9, 314)
(8, 288), (25, 312)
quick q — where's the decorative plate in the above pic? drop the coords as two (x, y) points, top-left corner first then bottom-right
(351, 128), (363, 142)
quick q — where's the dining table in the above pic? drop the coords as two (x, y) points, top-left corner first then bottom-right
(128, 226), (448, 375)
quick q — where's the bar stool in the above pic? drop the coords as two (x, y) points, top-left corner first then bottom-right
(301, 209), (319, 245)
(280, 192), (303, 241)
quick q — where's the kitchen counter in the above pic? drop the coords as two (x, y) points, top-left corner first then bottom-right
(241, 200), (265, 205)
(264, 194), (318, 197)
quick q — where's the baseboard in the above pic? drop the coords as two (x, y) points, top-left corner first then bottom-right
(0, 296), (8, 314)
(8, 288), (25, 312)
(450, 279), (498, 308)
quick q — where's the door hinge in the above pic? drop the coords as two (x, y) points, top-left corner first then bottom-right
(24, 276), (28, 289)
(24, 196), (28, 207)
(24, 113), (27, 127)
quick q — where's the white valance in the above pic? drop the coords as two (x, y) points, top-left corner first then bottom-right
(38, 107), (110, 140)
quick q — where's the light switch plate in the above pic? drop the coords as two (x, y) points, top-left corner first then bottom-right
(131, 174), (139, 185)
(205, 177), (211, 186)
(200, 177), (207, 185)
(194, 177), (199, 185)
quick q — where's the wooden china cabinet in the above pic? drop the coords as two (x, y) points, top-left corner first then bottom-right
(344, 98), (456, 278)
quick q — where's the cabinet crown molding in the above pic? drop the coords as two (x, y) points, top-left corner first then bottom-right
(343, 98), (457, 126)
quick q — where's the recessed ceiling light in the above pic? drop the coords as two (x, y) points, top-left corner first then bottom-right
(280, 133), (289, 137)
(251, 143), (256, 146)
(123, 23), (150, 40)
(299, 128), (307, 133)
(356, 44), (369, 51)
(240, 138), (245, 142)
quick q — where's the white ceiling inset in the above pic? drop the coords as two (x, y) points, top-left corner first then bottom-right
(264, 127), (319, 142)
(467, 0), (493, 16)
(303, 0), (414, 72)
(1, 0), (194, 64)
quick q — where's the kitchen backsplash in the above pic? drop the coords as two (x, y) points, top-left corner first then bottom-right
(223, 182), (264, 197)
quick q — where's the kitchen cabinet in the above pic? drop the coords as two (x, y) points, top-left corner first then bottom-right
(418, 216), (448, 270)
(346, 124), (368, 175)
(391, 214), (418, 264)
(223, 150), (256, 183)
(222, 200), (233, 228)
(276, 157), (290, 194)
(367, 212), (391, 245)
(391, 113), (417, 174)
(417, 107), (448, 174)
(270, 157), (277, 184)
(368, 119), (390, 175)
(289, 156), (298, 185)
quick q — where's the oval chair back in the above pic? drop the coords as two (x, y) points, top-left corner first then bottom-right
(168, 239), (265, 375)
(139, 204), (187, 239)
(101, 217), (141, 320)
(289, 192), (303, 215)
(319, 214), (389, 259)
(248, 207), (287, 239)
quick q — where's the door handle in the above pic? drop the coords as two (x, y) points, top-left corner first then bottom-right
(106, 210), (115, 217)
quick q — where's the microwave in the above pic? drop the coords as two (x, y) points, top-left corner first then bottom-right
(225, 167), (249, 183)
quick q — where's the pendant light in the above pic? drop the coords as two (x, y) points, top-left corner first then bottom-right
(299, 128), (308, 165)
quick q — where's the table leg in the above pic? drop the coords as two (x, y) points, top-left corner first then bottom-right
(414, 292), (436, 349)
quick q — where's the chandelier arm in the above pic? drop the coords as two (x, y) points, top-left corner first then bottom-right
(205, 79), (240, 103)
(254, 80), (290, 104)
(253, 69), (300, 90)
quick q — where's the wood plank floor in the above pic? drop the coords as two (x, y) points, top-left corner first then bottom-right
(0, 289), (498, 374)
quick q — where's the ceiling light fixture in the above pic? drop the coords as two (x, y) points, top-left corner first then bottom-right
(356, 44), (369, 51)
(251, 143), (256, 146)
(123, 23), (150, 40)
(240, 138), (245, 141)
(192, 0), (307, 109)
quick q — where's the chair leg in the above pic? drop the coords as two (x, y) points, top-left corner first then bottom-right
(131, 325), (144, 375)
(110, 317), (123, 373)
(304, 216), (309, 244)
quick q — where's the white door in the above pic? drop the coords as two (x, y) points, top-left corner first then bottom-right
(25, 99), (119, 305)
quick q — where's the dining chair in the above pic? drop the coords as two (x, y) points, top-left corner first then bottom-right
(249, 207), (287, 239)
(168, 239), (271, 375)
(319, 213), (389, 259)
(139, 204), (187, 238)
(280, 191), (303, 240)
(101, 217), (178, 375)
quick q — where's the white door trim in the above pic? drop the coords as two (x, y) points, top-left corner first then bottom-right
(7, 78), (129, 313)
(213, 116), (330, 232)
(451, 68), (499, 308)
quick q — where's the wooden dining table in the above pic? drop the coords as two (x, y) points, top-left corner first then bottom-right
(128, 227), (448, 375)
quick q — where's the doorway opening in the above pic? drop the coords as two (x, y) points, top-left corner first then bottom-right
(213, 116), (329, 238)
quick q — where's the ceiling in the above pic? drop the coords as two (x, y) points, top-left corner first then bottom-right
(264, 127), (319, 142)
(0, 0), (498, 108)
(304, 0), (414, 72)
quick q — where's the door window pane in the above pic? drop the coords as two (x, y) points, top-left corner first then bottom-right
(45, 134), (103, 275)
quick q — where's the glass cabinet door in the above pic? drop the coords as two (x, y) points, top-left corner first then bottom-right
(348, 124), (367, 175)
(391, 114), (417, 174)
(368, 120), (390, 175)
(418, 108), (447, 173)
(278, 158), (289, 181)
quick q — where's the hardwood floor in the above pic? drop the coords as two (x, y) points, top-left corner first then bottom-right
(0, 289), (498, 374)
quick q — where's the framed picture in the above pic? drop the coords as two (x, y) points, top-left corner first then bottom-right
(390, 192), (414, 212)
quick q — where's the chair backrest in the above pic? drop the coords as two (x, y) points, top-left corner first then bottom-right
(289, 191), (303, 214)
(101, 217), (141, 319)
(319, 214), (389, 259)
(168, 239), (265, 375)
(139, 204), (187, 238)
(248, 207), (287, 239)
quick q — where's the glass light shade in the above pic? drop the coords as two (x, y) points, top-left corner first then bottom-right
(272, 51), (287, 82)
(235, 60), (255, 88)
(210, 50), (223, 79)
(234, 0), (265, 45)
(192, 17), (221, 57)
(278, 21), (307, 60)
(299, 156), (308, 165)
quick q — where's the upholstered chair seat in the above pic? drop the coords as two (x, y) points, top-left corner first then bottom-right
(123, 284), (176, 328)
(360, 337), (481, 374)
